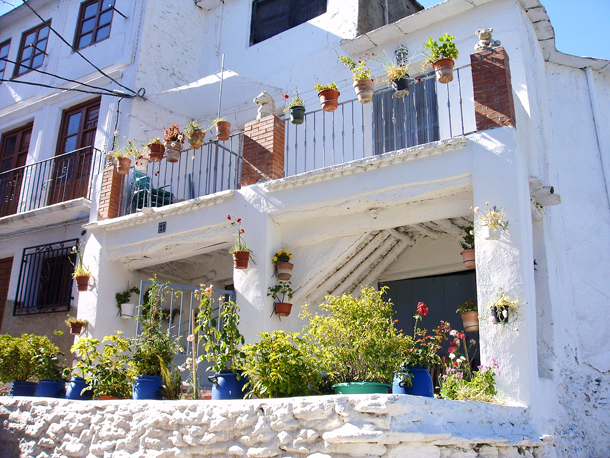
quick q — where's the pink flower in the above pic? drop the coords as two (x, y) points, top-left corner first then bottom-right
(457, 332), (466, 340)
(416, 302), (428, 317)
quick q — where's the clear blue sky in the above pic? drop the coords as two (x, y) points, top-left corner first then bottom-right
(0, 0), (607, 60)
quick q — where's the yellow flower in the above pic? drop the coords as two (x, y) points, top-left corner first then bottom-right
(289, 255), (292, 259)
(273, 256), (278, 262)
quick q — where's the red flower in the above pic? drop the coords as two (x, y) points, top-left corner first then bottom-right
(417, 77), (422, 82)
(371, 52), (375, 56)
(284, 94), (289, 99)
(416, 302), (428, 317)
(448, 344), (457, 354)
(457, 332), (466, 340)
(371, 78), (374, 82)
(227, 215), (231, 220)
(237, 218), (241, 223)
(240, 229), (245, 234)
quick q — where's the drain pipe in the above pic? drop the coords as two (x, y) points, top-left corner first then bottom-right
(585, 66), (610, 209)
(382, 0), (389, 25)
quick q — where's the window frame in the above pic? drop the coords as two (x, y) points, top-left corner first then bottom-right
(12, 21), (51, 78)
(73, 0), (115, 50)
(0, 39), (11, 82)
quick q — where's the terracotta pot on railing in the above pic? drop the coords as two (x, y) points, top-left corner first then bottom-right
(216, 121), (232, 141)
(353, 79), (374, 104)
(188, 129), (206, 149)
(432, 58), (455, 83)
(317, 89), (340, 112)
(148, 143), (165, 162)
(116, 157), (131, 175)
(164, 143), (183, 163)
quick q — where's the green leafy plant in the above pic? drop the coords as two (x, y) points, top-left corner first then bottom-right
(283, 92), (305, 113)
(184, 120), (203, 138)
(301, 286), (406, 385)
(459, 225), (475, 250)
(338, 55), (372, 81)
(423, 33), (459, 67)
(160, 358), (183, 400)
(314, 82), (338, 92)
(69, 241), (91, 278)
(456, 299), (477, 314)
(227, 215), (252, 255)
(35, 331), (68, 381)
(70, 336), (99, 393)
(472, 202), (509, 232)
(487, 288), (523, 324)
(241, 331), (322, 398)
(116, 286), (140, 314)
(267, 281), (293, 303)
(0, 333), (64, 383)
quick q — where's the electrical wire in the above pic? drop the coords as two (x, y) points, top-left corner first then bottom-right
(0, 78), (134, 97)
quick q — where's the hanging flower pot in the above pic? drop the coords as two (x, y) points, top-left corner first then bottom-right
(289, 105), (306, 125)
(188, 128), (206, 149)
(353, 79), (374, 104)
(134, 156), (149, 171)
(460, 310), (479, 332)
(232, 251), (250, 269)
(460, 249), (475, 269)
(120, 303), (136, 319)
(164, 144), (182, 163)
(317, 89), (340, 112)
(391, 77), (410, 98)
(148, 143), (165, 162)
(432, 58), (455, 83)
(276, 262), (293, 281)
(215, 121), (231, 141)
(490, 306), (509, 324)
(274, 302), (293, 317)
(116, 157), (131, 175)
(75, 275), (90, 292)
(481, 224), (501, 240)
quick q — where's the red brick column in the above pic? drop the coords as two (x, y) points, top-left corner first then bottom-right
(471, 46), (516, 130)
(97, 163), (125, 220)
(241, 115), (285, 187)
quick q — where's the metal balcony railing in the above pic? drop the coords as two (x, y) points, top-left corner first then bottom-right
(0, 147), (105, 219)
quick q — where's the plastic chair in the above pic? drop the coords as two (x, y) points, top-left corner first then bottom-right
(131, 171), (174, 211)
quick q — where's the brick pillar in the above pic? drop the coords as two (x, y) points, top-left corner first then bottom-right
(97, 163), (125, 220)
(471, 46), (516, 130)
(241, 115), (285, 187)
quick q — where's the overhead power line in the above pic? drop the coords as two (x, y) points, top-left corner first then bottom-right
(0, 78), (134, 97)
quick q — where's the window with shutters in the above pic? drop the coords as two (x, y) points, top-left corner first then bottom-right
(250, 0), (327, 45)
(13, 21), (50, 77)
(74, 0), (115, 50)
(0, 40), (11, 82)
(373, 75), (439, 155)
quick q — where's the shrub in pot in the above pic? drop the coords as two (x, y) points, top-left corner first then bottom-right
(213, 117), (231, 142)
(163, 124), (184, 163)
(272, 249), (294, 280)
(184, 120), (206, 149)
(65, 317), (89, 335)
(69, 240), (91, 292)
(34, 331), (68, 398)
(147, 138), (165, 162)
(267, 281), (294, 317)
(423, 33), (459, 83)
(338, 55), (374, 104)
(456, 299), (479, 332)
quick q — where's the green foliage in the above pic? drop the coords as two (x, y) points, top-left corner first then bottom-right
(338, 55), (372, 81)
(241, 331), (322, 398)
(267, 281), (293, 303)
(0, 333), (64, 382)
(35, 331), (67, 381)
(301, 287), (406, 385)
(70, 337), (100, 390)
(65, 317), (89, 327)
(95, 332), (133, 398)
(423, 33), (459, 66)
(115, 286), (140, 313)
(314, 82), (338, 92)
(459, 225), (475, 250)
(440, 362), (499, 403)
(160, 358), (183, 400)
(456, 299), (477, 314)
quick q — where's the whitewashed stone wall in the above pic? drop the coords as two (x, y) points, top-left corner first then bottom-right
(0, 395), (550, 458)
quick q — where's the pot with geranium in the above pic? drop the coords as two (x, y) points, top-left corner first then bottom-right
(473, 202), (509, 240)
(70, 241), (91, 291)
(65, 317), (89, 335)
(339, 55), (374, 104)
(213, 117), (231, 142)
(423, 33), (459, 83)
(195, 285), (247, 400)
(272, 249), (293, 280)
(301, 286), (407, 394)
(184, 120), (206, 149)
(283, 92), (305, 125)
(163, 125), (184, 163)
(394, 302), (450, 397)
(268, 281), (294, 317)
(487, 288), (523, 324)
(314, 82), (340, 112)
(459, 225), (475, 269)
(146, 137), (165, 162)
(227, 215), (252, 269)
(456, 299), (478, 332)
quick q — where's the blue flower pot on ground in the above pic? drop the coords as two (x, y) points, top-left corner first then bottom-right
(393, 365), (434, 397)
(333, 382), (391, 395)
(208, 370), (247, 400)
(65, 377), (93, 400)
(10, 381), (38, 396)
(35, 379), (66, 398)
(132, 375), (164, 400)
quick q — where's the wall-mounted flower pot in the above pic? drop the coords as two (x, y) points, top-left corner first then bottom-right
(275, 262), (293, 280)
(232, 251), (250, 269)
(69, 322), (84, 335)
(317, 89), (340, 112)
(353, 79), (374, 104)
(188, 129), (206, 149)
(490, 306), (509, 324)
(460, 311), (479, 332)
(216, 121), (232, 141)
(120, 303), (136, 319)
(75, 275), (90, 292)
(482, 225), (501, 240)
(391, 77), (409, 98)
(289, 106), (305, 125)
(165, 145), (182, 163)
(274, 302), (293, 317)
(148, 143), (165, 162)
(116, 157), (131, 175)
(134, 156), (150, 171)
(460, 249), (475, 269)
(432, 58), (455, 83)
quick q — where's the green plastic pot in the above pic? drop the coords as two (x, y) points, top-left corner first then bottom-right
(333, 382), (391, 395)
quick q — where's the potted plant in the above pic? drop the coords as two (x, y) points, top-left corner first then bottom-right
(488, 288), (523, 324)
(92, 332), (133, 399)
(134, 147), (150, 172)
(456, 299), (479, 332)
(395, 302), (450, 397)
(68, 336), (97, 400)
(241, 331), (322, 398)
(195, 285), (247, 400)
(459, 225), (475, 269)
(184, 120), (206, 149)
(283, 92), (306, 125)
(301, 286), (406, 394)
(146, 137), (165, 162)
(214, 117), (231, 142)
(163, 125), (184, 163)
(0, 334), (47, 396)
(115, 286), (140, 319)
(423, 33), (459, 83)
(65, 317), (89, 335)
(369, 51), (411, 97)
(440, 360), (500, 403)
(272, 249), (294, 280)
(70, 241), (91, 291)
(314, 82), (340, 112)
(109, 139), (139, 175)
(267, 281), (294, 317)
(473, 202), (509, 240)
(339, 55), (374, 104)
(34, 331), (68, 398)
(227, 215), (252, 269)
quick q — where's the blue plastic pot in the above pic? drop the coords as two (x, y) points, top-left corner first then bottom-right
(209, 370), (247, 400)
(333, 382), (391, 395)
(132, 375), (164, 400)
(393, 365), (433, 397)
(35, 379), (66, 398)
(65, 377), (93, 400)
(10, 381), (38, 396)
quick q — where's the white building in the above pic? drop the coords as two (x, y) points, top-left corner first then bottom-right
(0, 0), (608, 456)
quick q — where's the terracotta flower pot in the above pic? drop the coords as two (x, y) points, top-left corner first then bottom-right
(116, 157), (131, 175)
(216, 121), (231, 141)
(69, 322), (83, 335)
(75, 275), (90, 292)
(460, 249), (475, 269)
(432, 58), (455, 84)
(188, 129), (206, 149)
(232, 251), (250, 269)
(165, 144), (182, 163)
(353, 79), (374, 104)
(148, 143), (165, 162)
(276, 262), (293, 280)
(98, 395), (122, 400)
(317, 89), (340, 112)
(274, 302), (293, 317)
(460, 311), (479, 332)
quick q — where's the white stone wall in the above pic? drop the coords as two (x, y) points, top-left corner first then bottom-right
(0, 395), (548, 458)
